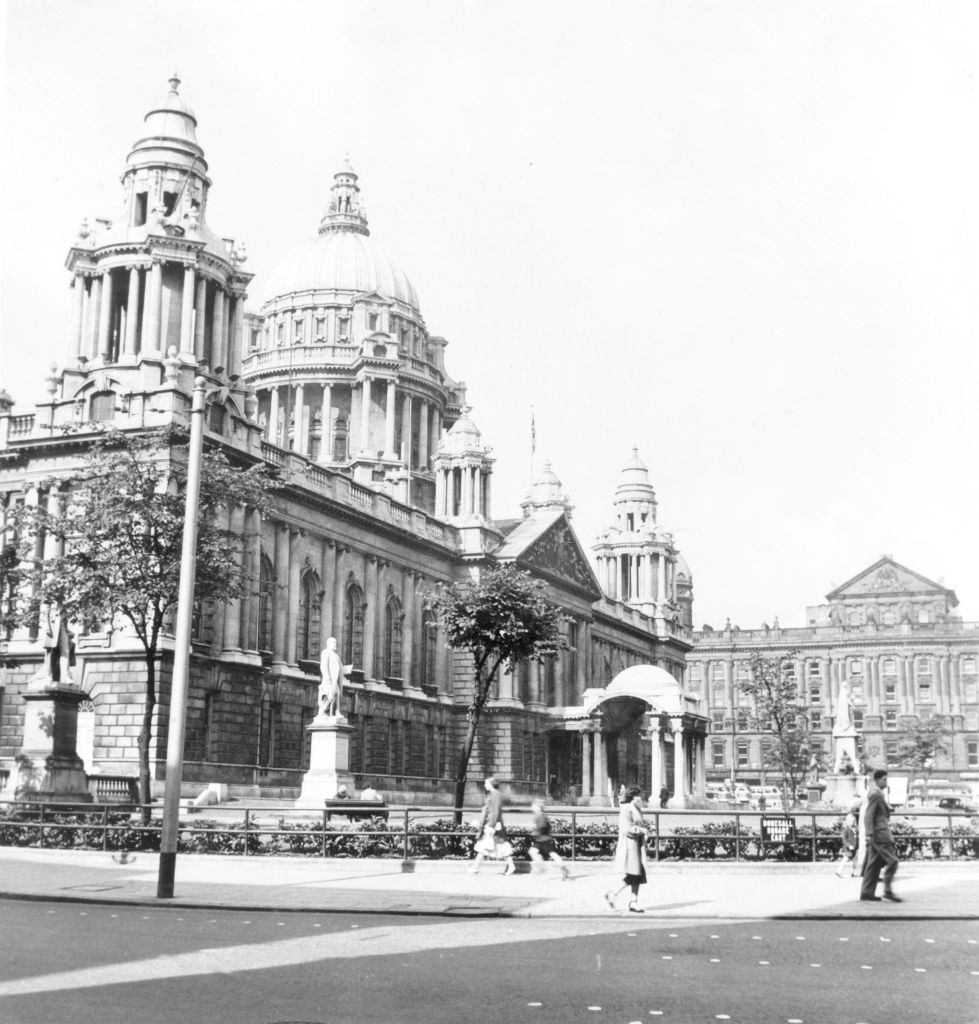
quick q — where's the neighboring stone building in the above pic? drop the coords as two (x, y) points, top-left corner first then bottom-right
(0, 77), (702, 806)
(687, 557), (979, 787)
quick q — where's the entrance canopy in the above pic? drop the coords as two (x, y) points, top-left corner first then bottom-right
(586, 664), (700, 716)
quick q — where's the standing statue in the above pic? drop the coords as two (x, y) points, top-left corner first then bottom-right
(833, 677), (855, 735)
(317, 637), (348, 719)
(40, 605), (73, 684)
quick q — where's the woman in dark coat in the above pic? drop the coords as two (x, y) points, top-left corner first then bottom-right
(605, 786), (648, 912)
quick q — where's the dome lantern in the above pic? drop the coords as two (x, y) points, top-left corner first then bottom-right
(319, 158), (369, 237)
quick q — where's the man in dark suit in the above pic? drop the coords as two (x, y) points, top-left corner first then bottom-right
(860, 768), (903, 902)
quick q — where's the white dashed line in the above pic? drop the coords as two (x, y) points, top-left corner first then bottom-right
(716, 1016), (731, 1021)
(915, 968), (926, 973)
(879, 937), (890, 942)
(662, 955), (672, 960)
(752, 935), (762, 940)
(759, 960), (770, 965)
(925, 938), (935, 944)
(971, 971), (979, 976)
(788, 1019), (803, 1023)
(79, 912), (87, 916)
(968, 940), (977, 945)
(669, 933), (677, 937)
(527, 1002), (542, 1007)
(710, 934), (719, 938)
(710, 958), (720, 963)
(795, 936), (805, 941)
(587, 1006), (601, 1012)
(838, 937), (849, 942)
(314, 924), (321, 928)
(276, 923), (285, 927)
(860, 965), (872, 970)
(810, 963), (821, 968)
(649, 1013), (664, 1017)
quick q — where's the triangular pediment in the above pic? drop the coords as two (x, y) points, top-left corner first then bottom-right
(495, 511), (601, 597)
(352, 290), (393, 306)
(827, 557), (953, 602)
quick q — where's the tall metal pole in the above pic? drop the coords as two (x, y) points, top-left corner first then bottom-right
(157, 376), (207, 899)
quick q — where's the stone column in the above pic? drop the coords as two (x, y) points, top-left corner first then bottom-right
(431, 406), (441, 454)
(473, 468), (483, 520)
(272, 522), (290, 664)
(400, 392), (412, 464)
(359, 378), (372, 453)
(222, 504), (246, 652)
(418, 399), (429, 470)
(384, 379), (397, 458)
(401, 570), (415, 683)
(462, 466), (473, 516)
(86, 274), (103, 360)
(122, 267), (140, 357)
(285, 527), (302, 664)
(675, 721), (687, 806)
(269, 386), (280, 445)
(331, 546), (346, 653)
(97, 269), (114, 362)
(69, 276), (85, 357)
(319, 541), (335, 642)
(498, 665), (515, 701)
(143, 260), (163, 356)
(321, 383), (333, 461)
(243, 507), (261, 651)
(363, 555), (378, 679)
(435, 467), (446, 516)
(178, 264), (196, 359)
(649, 720), (662, 798)
(483, 469), (492, 519)
(592, 731), (607, 803)
(578, 731), (592, 798)
(211, 285), (226, 370)
(193, 275), (207, 358)
(231, 294), (245, 376)
(295, 383), (306, 455)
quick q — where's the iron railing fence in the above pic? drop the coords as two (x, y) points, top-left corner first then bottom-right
(1, 802), (976, 862)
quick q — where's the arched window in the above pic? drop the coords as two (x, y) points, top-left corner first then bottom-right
(384, 595), (403, 679)
(90, 391), (115, 422)
(343, 582), (365, 670)
(297, 570), (322, 662)
(420, 608), (438, 691)
(258, 554), (274, 651)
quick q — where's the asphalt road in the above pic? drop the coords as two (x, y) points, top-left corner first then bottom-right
(1, 901), (976, 1024)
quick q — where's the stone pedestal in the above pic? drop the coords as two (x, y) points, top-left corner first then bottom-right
(17, 680), (92, 803)
(833, 729), (858, 773)
(806, 781), (827, 805)
(823, 772), (866, 808)
(294, 717), (355, 809)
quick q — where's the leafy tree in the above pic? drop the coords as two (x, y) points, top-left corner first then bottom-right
(894, 714), (950, 780)
(12, 427), (275, 814)
(0, 541), (20, 637)
(428, 563), (570, 818)
(741, 650), (813, 808)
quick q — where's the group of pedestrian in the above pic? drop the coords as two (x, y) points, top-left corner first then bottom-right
(468, 767), (903, 910)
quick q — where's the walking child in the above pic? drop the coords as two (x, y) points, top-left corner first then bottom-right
(528, 799), (570, 880)
(835, 798), (860, 877)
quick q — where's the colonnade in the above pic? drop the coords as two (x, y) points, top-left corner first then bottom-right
(258, 377), (442, 467)
(434, 461), (492, 519)
(594, 549), (673, 606)
(68, 262), (244, 372)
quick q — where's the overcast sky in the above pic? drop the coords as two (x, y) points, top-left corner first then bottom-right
(2, 0), (978, 628)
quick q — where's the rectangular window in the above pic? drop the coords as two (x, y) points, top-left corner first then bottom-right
(203, 692), (216, 761)
(885, 740), (899, 760)
(736, 662), (750, 681)
(884, 680), (896, 701)
(918, 681), (932, 702)
(368, 312), (378, 331)
(338, 316), (350, 340)
(848, 657), (863, 676)
(885, 709), (898, 730)
(965, 679), (978, 704)
(276, 322), (285, 344)
(293, 321), (304, 344)
(711, 663), (726, 683)
(314, 317), (326, 340)
(711, 709), (725, 730)
(712, 742), (726, 769)
(882, 607), (896, 626)
(688, 665), (703, 683)
(807, 660), (822, 680)
(736, 741), (750, 768)
(916, 656), (931, 673)
(967, 741), (978, 768)
(853, 709), (864, 731)
(809, 710), (822, 730)
(781, 662), (796, 683)
(809, 685), (821, 706)
(882, 658), (897, 677)
(711, 683), (725, 707)
(963, 656), (977, 676)
(736, 709), (750, 731)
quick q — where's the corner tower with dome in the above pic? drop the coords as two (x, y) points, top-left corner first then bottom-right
(0, 76), (706, 809)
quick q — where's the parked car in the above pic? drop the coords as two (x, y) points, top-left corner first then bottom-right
(938, 797), (978, 814)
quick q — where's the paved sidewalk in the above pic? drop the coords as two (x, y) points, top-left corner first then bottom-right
(2, 847), (978, 920)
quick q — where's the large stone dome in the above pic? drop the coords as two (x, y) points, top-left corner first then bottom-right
(258, 162), (420, 314)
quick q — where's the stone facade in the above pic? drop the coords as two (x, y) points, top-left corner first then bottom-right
(687, 557), (979, 787)
(0, 77), (698, 806)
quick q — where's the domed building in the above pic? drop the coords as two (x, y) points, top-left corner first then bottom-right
(240, 161), (467, 513)
(0, 77), (704, 808)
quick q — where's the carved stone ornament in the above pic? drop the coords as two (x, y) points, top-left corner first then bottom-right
(872, 565), (899, 591)
(520, 520), (595, 591)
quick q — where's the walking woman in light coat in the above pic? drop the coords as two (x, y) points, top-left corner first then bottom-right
(605, 786), (648, 913)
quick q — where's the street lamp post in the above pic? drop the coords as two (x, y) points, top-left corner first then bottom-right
(157, 376), (207, 899)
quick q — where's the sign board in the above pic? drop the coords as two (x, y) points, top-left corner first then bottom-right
(761, 816), (796, 844)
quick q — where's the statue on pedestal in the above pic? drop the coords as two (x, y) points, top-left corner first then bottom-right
(317, 637), (349, 719)
(833, 678), (855, 736)
(38, 605), (73, 685)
